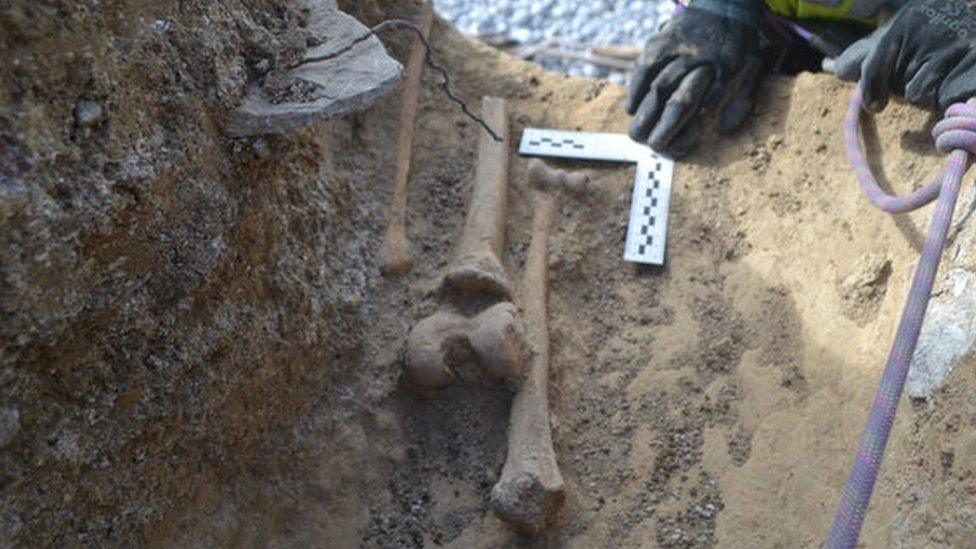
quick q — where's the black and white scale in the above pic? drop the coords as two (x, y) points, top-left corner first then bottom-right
(518, 128), (676, 265)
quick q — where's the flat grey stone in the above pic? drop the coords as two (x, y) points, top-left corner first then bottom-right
(226, 0), (402, 137)
(908, 269), (976, 398)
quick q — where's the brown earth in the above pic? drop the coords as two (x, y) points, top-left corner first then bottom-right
(3, 0), (976, 547)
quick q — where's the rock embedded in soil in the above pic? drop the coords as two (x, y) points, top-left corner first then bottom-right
(0, 408), (19, 448)
(908, 269), (976, 398)
(838, 251), (892, 325)
(226, 0), (402, 136)
(73, 100), (105, 127)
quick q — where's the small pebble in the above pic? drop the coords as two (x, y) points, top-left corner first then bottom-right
(0, 408), (20, 448)
(74, 100), (105, 127)
(251, 138), (271, 160)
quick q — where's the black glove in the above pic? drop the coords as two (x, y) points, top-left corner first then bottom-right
(823, 26), (886, 82)
(626, 0), (763, 157)
(838, 0), (976, 112)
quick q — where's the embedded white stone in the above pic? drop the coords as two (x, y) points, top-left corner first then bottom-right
(907, 269), (976, 398)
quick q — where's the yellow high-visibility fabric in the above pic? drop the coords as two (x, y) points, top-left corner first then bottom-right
(761, 0), (904, 23)
(764, 0), (858, 19)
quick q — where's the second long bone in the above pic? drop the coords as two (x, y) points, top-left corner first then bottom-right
(405, 97), (528, 390)
(491, 159), (588, 533)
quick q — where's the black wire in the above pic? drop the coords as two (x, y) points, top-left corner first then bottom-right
(289, 19), (504, 142)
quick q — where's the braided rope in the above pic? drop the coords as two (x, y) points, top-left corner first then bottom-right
(827, 88), (976, 548)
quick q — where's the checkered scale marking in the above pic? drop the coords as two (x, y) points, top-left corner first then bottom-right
(624, 160), (671, 265)
(519, 128), (647, 163)
(527, 135), (586, 150)
(518, 128), (675, 265)
(638, 168), (660, 253)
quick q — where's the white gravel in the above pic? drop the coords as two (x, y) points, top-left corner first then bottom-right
(431, 0), (675, 82)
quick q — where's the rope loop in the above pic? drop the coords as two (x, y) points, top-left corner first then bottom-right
(933, 103), (976, 155)
(844, 89), (976, 213)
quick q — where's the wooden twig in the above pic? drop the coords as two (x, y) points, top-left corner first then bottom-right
(592, 44), (643, 61)
(532, 47), (635, 71)
(482, 35), (640, 70)
(509, 38), (560, 60)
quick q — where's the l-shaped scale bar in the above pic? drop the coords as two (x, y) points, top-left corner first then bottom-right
(518, 128), (675, 265)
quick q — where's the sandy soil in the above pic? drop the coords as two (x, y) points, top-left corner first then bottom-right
(156, 6), (976, 547)
(5, 1), (975, 546)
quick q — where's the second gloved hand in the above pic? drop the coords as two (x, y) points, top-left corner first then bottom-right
(826, 0), (976, 112)
(626, 0), (763, 157)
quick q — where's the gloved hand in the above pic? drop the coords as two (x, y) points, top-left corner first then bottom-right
(626, 0), (763, 157)
(822, 24), (886, 81)
(825, 0), (976, 112)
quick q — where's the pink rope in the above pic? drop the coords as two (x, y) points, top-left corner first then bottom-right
(827, 88), (976, 548)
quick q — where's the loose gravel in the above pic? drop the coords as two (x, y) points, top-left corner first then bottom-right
(431, 0), (676, 83)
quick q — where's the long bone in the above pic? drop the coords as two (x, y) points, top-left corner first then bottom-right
(378, 2), (434, 276)
(491, 159), (587, 533)
(441, 96), (513, 299)
(404, 97), (526, 390)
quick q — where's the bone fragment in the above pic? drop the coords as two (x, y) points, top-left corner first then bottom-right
(442, 97), (512, 300)
(379, 2), (433, 276)
(491, 159), (587, 533)
(405, 302), (527, 390)
(404, 98), (526, 390)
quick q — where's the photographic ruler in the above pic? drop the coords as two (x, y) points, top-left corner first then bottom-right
(518, 128), (676, 265)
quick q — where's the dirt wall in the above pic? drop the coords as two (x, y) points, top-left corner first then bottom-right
(0, 0), (397, 544)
